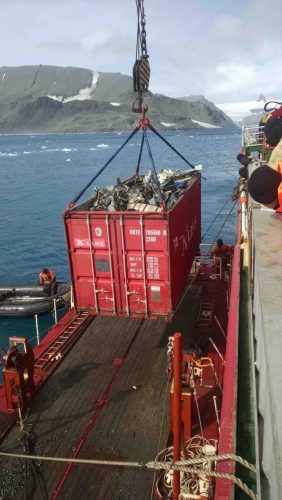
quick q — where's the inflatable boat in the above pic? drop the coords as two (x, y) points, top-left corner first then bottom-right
(0, 283), (70, 317)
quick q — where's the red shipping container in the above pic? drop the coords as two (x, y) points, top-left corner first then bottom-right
(64, 174), (201, 320)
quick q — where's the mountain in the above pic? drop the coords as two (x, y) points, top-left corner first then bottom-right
(0, 66), (236, 132)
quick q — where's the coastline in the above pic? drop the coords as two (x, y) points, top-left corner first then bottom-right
(0, 127), (239, 137)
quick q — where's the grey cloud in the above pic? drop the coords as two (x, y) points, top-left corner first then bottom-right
(0, 0), (281, 103)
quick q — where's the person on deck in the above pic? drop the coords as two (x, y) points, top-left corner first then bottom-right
(248, 115), (282, 208)
(39, 268), (57, 295)
(211, 239), (233, 277)
(211, 239), (233, 259)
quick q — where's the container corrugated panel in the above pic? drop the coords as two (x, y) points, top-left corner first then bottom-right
(64, 174), (201, 319)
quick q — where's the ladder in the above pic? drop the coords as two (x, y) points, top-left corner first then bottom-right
(34, 311), (90, 376)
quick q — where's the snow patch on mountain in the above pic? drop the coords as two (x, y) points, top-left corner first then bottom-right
(191, 119), (221, 129)
(160, 121), (177, 127)
(48, 71), (99, 103)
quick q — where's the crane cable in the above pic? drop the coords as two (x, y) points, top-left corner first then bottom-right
(132, 0), (150, 113)
(135, 0), (148, 60)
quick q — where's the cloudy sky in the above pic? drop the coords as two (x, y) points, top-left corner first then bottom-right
(1, 0), (282, 105)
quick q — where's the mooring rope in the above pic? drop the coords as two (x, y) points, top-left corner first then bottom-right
(0, 450), (257, 499)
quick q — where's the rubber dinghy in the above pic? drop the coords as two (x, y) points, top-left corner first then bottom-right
(0, 283), (70, 317)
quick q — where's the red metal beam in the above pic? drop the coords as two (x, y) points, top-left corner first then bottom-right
(214, 240), (241, 499)
(172, 332), (182, 500)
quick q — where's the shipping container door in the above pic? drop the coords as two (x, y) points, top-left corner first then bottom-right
(66, 215), (117, 314)
(117, 214), (171, 317)
(169, 177), (201, 309)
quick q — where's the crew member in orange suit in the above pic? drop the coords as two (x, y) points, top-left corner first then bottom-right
(39, 268), (56, 294)
(211, 239), (233, 277)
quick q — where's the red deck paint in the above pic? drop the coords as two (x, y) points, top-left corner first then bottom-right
(64, 175), (201, 319)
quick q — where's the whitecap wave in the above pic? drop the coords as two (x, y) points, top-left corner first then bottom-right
(0, 152), (18, 157)
(89, 147), (96, 151)
(40, 148), (60, 153)
(66, 158), (71, 162)
(96, 144), (109, 148)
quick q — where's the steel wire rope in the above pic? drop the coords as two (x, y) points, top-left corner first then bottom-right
(203, 172), (208, 243)
(135, 0), (149, 60)
(0, 450), (257, 473)
(70, 126), (140, 206)
(136, 128), (145, 174)
(202, 193), (236, 241)
(215, 199), (237, 240)
(148, 124), (196, 170)
(143, 129), (165, 206)
(0, 450), (257, 499)
(135, 0), (141, 60)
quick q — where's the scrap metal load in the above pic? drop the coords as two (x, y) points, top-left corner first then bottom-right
(64, 170), (201, 320)
(89, 169), (197, 213)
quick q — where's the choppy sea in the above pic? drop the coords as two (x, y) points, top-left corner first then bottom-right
(0, 129), (241, 353)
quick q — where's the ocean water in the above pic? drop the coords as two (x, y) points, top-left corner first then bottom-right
(0, 129), (241, 352)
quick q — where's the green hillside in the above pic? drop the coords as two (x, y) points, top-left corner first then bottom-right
(0, 66), (236, 132)
(0, 65), (92, 101)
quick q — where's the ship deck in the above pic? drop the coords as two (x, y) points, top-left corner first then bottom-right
(0, 286), (201, 499)
(251, 203), (282, 498)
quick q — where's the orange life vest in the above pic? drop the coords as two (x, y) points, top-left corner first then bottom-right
(39, 270), (54, 285)
(212, 245), (233, 257)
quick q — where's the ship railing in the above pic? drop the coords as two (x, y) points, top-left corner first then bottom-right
(192, 244), (233, 281)
(193, 244), (221, 278)
(242, 125), (264, 148)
